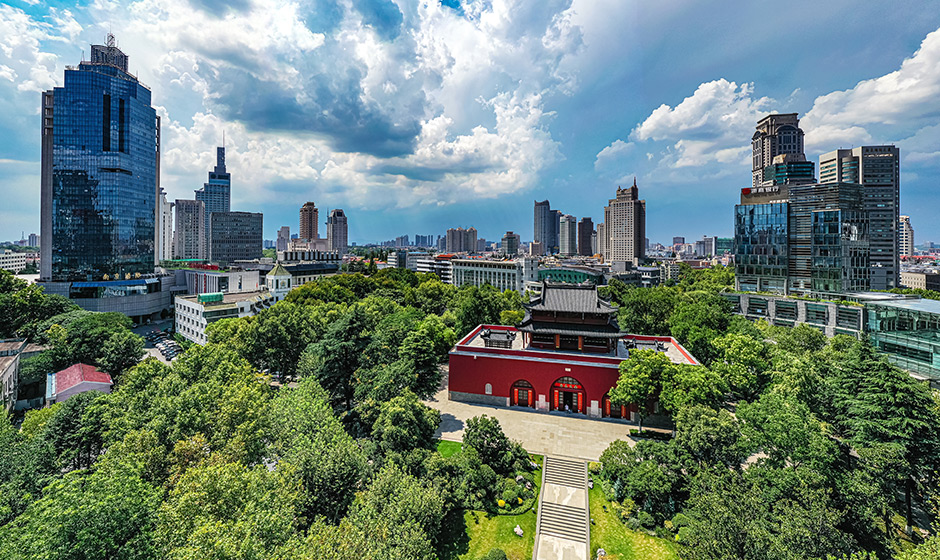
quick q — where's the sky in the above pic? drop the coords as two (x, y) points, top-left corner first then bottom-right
(2, 0), (940, 246)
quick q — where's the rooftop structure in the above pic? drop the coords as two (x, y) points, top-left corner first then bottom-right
(46, 363), (112, 404)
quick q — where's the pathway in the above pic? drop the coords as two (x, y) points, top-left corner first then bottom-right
(534, 456), (590, 560)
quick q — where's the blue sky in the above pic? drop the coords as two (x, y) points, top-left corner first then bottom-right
(2, 0), (940, 246)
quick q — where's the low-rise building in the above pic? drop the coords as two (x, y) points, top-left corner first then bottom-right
(276, 250), (342, 264)
(39, 274), (181, 324)
(0, 339), (26, 413)
(0, 250), (28, 273)
(900, 271), (940, 291)
(448, 283), (698, 418)
(175, 290), (275, 345)
(451, 257), (538, 293)
(45, 363), (112, 404)
(416, 255), (454, 283)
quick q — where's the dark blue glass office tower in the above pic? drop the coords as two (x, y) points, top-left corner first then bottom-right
(40, 36), (158, 282)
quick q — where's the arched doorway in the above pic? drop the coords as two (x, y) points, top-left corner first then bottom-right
(602, 393), (627, 419)
(551, 376), (585, 414)
(511, 380), (534, 408)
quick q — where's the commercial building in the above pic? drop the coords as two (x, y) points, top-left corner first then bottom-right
(0, 250), (27, 273)
(175, 268), (261, 295)
(446, 227), (478, 253)
(299, 202), (319, 241)
(597, 223), (607, 261)
(158, 191), (174, 262)
(277, 226), (290, 252)
(326, 209), (348, 253)
(41, 35), (158, 282)
(602, 180), (646, 265)
(899, 215), (915, 258)
(760, 153), (816, 186)
(448, 282), (698, 417)
(900, 271), (940, 291)
(208, 212), (263, 265)
(578, 217), (594, 256)
(451, 257), (538, 293)
(195, 146), (231, 242)
(722, 292), (865, 338)
(751, 113), (805, 188)
(174, 199), (206, 260)
(175, 290), (275, 345)
(41, 274), (180, 323)
(501, 232), (521, 256)
(277, 250), (341, 264)
(388, 250), (430, 271)
(558, 215), (578, 256)
(534, 200), (558, 255)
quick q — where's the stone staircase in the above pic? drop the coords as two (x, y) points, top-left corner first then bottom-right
(534, 456), (590, 560)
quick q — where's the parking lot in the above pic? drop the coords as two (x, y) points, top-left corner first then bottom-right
(134, 320), (182, 363)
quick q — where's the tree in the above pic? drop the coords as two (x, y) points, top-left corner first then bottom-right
(462, 415), (527, 475)
(453, 285), (503, 338)
(609, 349), (676, 432)
(599, 439), (684, 518)
(42, 391), (106, 472)
(241, 301), (321, 380)
(398, 315), (454, 398)
(304, 305), (371, 410)
(98, 329), (145, 378)
(616, 285), (678, 335)
(415, 279), (457, 316)
(674, 406), (745, 469)
(669, 294), (732, 365)
(267, 378), (366, 524)
(0, 413), (57, 525)
(157, 461), (300, 560)
(371, 390), (441, 455)
(710, 332), (769, 398)
(659, 364), (726, 415)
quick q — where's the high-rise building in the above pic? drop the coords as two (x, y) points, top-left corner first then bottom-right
(174, 200), (206, 260)
(327, 209), (348, 253)
(602, 180), (646, 265)
(558, 215), (578, 256)
(299, 202), (319, 241)
(597, 224), (607, 261)
(158, 191), (174, 262)
(445, 227), (478, 253)
(578, 217), (594, 256)
(41, 35), (159, 281)
(819, 146), (900, 289)
(533, 200), (557, 255)
(761, 153), (815, 186)
(27, 234), (39, 248)
(276, 226), (290, 252)
(501, 231), (521, 256)
(899, 215), (914, 258)
(195, 146), (231, 241)
(752, 113), (805, 188)
(209, 211), (263, 265)
(672, 237), (685, 246)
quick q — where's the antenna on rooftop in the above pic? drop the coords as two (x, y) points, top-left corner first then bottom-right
(107, 31), (115, 48)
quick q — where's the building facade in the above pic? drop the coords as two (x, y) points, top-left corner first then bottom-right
(533, 200), (558, 255)
(819, 146), (900, 289)
(195, 146), (231, 244)
(0, 250), (27, 273)
(557, 215), (577, 256)
(276, 226), (290, 252)
(899, 215), (914, 258)
(158, 191), (174, 262)
(500, 232), (520, 256)
(578, 217), (594, 256)
(299, 201), (319, 241)
(175, 290), (274, 345)
(448, 283), (699, 417)
(451, 258), (538, 293)
(603, 180), (646, 265)
(173, 199), (206, 260)
(208, 211), (263, 265)
(751, 113), (805, 188)
(445, 227), (478, 253)
(41, 36), (159, 282)
(416, 256), (454, 283)
(326, 209), (348, 253)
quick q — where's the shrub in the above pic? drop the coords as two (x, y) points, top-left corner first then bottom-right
(636, 510), (655, 529)
(480, 549), (508, 560)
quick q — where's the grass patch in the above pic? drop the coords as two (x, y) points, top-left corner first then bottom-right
(438, 508), (537, 560)
(437, 439), (463, 458)
(589, 476), (680, 560)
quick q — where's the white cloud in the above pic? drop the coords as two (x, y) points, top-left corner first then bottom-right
(594, 139), (634, 171)
(802, 27), (940, 153)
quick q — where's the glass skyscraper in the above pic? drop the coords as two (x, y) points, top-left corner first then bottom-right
(40, 36), (158, 282)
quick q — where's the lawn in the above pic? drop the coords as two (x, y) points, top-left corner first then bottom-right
(437, 439), (463, 458)
(436, 445), (543, 560)
(588, 475), (680, 560)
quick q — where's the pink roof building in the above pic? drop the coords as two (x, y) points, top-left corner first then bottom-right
(46, 363), (112, 404)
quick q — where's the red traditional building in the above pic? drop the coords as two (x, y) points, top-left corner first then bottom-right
(448, 282), (698, 419)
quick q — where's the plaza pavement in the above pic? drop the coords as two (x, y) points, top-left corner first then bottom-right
(425, 370), (645, 461)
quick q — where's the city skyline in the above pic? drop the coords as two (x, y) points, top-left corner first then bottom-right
(2, 2), (940, 245)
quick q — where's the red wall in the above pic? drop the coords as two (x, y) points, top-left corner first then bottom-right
(449, 352), (621, 407)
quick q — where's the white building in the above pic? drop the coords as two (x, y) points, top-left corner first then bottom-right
(558, 215), (578, 256)
(602, 180), (645, 266)
(451, 257), (538, 293)
(157, 191), (174, 263)
(175, 290), (274, 345)
(266, 264), (293, 302)
(416, 257), (454, 283)
(0, 250), (27, 273)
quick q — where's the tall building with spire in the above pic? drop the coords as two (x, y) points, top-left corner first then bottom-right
(602, 179), (646, 265)
(195, 146), (231, 244)
(40, 35), (159, 281)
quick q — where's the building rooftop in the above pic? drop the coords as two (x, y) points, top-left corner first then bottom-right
(54, 363), (112, 393)
(177, 290), (272, 307)
(862, 296), (940, 315)
(0, 340), (26, 355)
(525, 281), (617, 314)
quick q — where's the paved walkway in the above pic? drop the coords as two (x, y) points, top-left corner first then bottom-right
(425, 384), (637, 461)
(534, 456), (590, 560)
